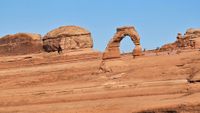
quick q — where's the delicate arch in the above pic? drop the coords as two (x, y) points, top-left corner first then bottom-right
(103, 26), (142, 59)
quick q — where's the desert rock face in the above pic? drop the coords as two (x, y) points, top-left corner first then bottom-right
(103, 26), (142, 59)
(43, 26), (93, 52)
(0, 33), (43, 56)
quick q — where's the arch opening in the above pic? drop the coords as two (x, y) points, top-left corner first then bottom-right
(120, 36), (135, 54)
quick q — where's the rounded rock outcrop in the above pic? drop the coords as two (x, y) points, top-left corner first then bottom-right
(43, 26), (93, 52)
(0, 33), (43, 56)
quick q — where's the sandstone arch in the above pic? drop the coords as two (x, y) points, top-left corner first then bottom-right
(103, 26), (142, 59)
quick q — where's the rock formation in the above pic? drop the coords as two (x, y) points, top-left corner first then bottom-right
(43, 26), (93, 52)
(0, 33), (43, 56)
(185, 28), (200, 38)
(185, 28), (200, 48)
(159, 43), (177, 51)
(98, 60), (112, 73)
(102, 26), (142, 59)
(160, 28), (200, 51)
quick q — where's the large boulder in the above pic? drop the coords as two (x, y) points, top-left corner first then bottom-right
(185, 28), (200, 38)
(43, 26), (93, 52)
(0, 33), (43, 56)
(185, 28), (200, 48)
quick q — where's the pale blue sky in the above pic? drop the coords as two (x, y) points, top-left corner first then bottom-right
(0, 0), (200, 52)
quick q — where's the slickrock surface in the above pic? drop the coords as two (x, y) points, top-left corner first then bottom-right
(0, 48), (200, 113)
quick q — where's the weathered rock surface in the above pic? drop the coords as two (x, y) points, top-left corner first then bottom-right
(0, 33), (43, 56)
(43, 26), (93, 52)
(185, 28), (200, 48)
(185, 28), (200, 38)
(160, 28), (200, 51)
(159, 43), (177, 51)
(0, 47), (200, 113)
(103, 26), (142, 59)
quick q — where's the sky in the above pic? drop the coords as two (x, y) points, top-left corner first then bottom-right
(0, 0), (200, 52)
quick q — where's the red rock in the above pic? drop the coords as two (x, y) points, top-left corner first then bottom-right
(0, 33), (43, 56)
(103, 26), (142, 59)
(43, 26), (93, 52)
